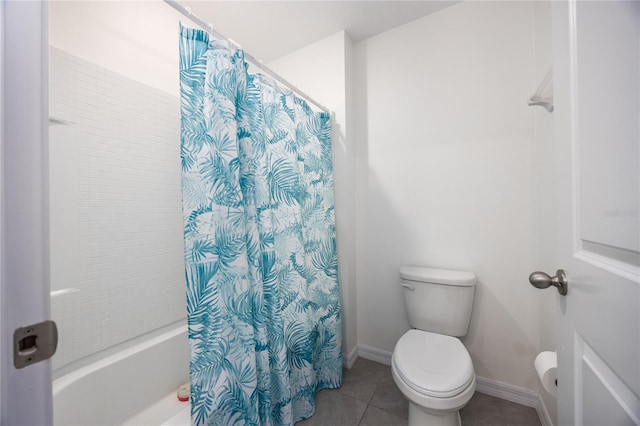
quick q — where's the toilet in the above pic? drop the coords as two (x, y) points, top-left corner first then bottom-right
(391, 266), (477, 426)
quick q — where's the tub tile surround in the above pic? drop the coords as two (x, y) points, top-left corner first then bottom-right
(297, 358), (541, 426)
(49, 47), (186, 372)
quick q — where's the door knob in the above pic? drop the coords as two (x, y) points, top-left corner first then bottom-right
(529, 269), (568, 295)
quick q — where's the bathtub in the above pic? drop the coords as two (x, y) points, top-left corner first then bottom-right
(53, 324), (190, 426)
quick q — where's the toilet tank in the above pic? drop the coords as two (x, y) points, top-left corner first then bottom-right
(400, 266), (476, 337)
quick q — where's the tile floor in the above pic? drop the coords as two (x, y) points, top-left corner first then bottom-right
(298, 358), (542, 426)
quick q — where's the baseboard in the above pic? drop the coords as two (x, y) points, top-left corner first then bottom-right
(536, 392), (554, 426)
(357, 344), (392, 366)
(343, 345), (359, 369)
(475, 376), (538, 408)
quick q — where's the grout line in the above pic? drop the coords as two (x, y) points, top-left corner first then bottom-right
(356, 404), (367, 426)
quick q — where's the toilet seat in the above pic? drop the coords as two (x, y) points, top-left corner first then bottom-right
(392, 329), (474, 398)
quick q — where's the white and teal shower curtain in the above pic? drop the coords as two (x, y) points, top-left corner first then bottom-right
(179, 26), (342, 425)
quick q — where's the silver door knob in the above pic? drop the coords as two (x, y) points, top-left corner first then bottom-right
(529, 269), (568, 295)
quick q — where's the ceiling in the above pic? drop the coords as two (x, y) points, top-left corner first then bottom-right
(182, 1), (460, 62)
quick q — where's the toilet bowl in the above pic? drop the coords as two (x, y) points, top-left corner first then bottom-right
(392, 266), (477, 426)
(392, 330), (475, 426)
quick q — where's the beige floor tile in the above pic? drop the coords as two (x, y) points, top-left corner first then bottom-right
(461, 392), (541, 426)
(369, 369), (409, 419)
(359, 406), (407, 426)
(295, 359), (541, 426)
(297, 389), (367, 426)
(337, 358), (389, 403)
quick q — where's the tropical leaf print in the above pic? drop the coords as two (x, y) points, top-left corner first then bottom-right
(200, 153), (243, 208)
(268, 158), (302, 206)
(180, 25), (342, 426)
(286, 321), (312, 370)
(310, 238), (339, 279)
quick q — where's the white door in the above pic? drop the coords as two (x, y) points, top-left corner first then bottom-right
(551, 1), (639, 425)
(0, 0), (52, 424)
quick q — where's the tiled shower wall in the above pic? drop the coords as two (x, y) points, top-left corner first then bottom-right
(49, 47), (186, 371)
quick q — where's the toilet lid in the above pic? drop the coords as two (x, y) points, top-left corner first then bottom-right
(393, 330), (474, 398)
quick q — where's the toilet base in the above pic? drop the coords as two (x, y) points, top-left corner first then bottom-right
(408, 402), (461, 426)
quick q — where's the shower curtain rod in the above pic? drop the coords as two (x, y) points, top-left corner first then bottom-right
(163, 0), (330, 113)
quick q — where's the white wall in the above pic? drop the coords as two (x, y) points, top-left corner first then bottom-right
(533, 0), (556, 354)
(49, 1), (182, 96)
(49, 48), (186, 373)
(354, 1), (540, 391)
(268, 31), (358, 363)
(533, 1), (558, 423)
(0, 0), (3, 414)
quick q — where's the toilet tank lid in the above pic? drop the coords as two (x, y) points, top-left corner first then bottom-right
(400, 266), (476, 287)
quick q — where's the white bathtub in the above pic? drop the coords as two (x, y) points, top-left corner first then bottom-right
(53, 324), (190, 426)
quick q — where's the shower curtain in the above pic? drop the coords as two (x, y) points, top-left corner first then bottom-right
(179, 26), (342, 426)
